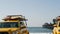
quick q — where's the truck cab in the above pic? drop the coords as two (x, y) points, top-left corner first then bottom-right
(0, 15), (29, 34)
(53, 16), (60, 34)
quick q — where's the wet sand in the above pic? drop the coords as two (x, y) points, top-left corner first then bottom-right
(30, 33), (52, 34)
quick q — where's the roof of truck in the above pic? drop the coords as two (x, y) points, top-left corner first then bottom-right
(2, 15), (27, 21)
(56, 16), (60, 21)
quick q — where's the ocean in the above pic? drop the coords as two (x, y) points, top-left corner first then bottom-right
(27, 27), (52, 34)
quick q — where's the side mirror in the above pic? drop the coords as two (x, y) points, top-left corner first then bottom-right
(53, 25), (57, 27)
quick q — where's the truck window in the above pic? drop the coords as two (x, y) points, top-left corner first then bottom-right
(20, 22), (24, 25)
(0, 22), (18, 28)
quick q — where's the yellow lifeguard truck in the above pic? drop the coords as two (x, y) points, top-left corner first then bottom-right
(0, 15), (29, 34)
(53, 16), (60, 34)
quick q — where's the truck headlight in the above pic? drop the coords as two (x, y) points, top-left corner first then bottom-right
(12, 31), (18, 34)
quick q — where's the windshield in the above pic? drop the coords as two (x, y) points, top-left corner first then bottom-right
(0, 22), (18, 28)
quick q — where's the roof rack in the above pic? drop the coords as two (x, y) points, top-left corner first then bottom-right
(3, 15), (27, 21)
(56, 16), (60, 21)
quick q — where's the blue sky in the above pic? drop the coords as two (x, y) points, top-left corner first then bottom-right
(0, 0), (60, 27)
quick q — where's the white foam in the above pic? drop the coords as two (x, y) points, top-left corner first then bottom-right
(30, 33), (52, 34)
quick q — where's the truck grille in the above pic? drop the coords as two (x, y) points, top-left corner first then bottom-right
(0, 32), (8, 34)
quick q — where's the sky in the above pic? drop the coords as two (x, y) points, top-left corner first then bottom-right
(0, 0), (60, 27)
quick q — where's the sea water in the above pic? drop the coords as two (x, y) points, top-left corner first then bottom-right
(27, 27), (52, 34)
